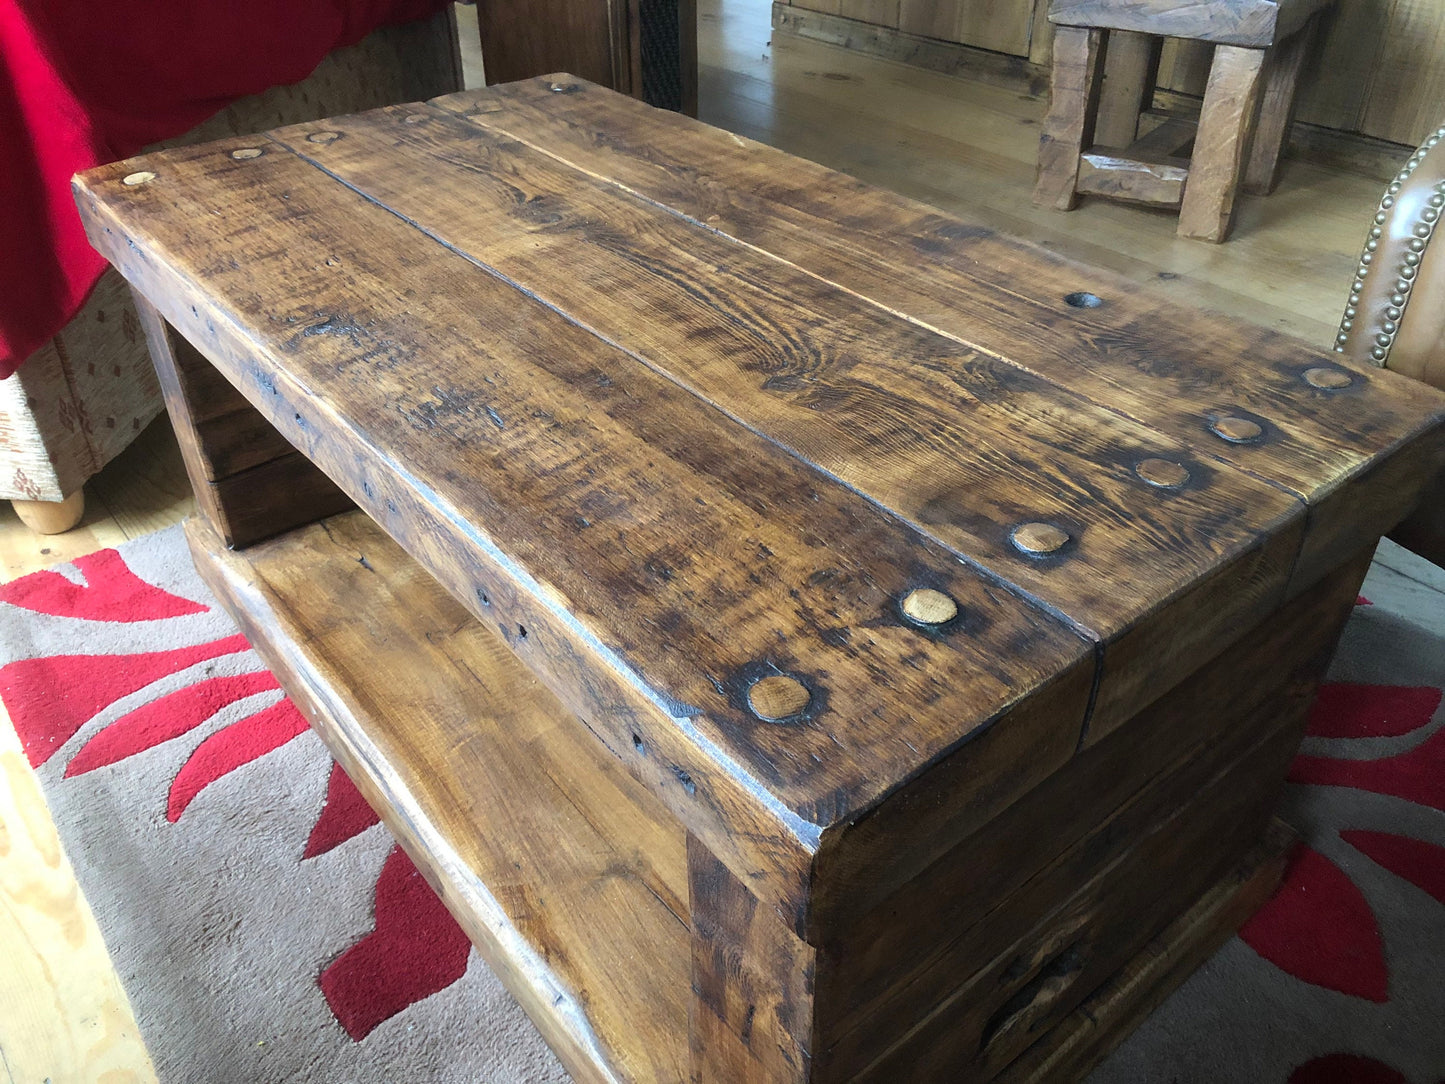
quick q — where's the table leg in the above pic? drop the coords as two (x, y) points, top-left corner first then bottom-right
(1177, 45), (1267, 242)
(1095, 30), (1159, 149)
(1242, 18), (1317, 195)
(1034, 26), (1105, 211)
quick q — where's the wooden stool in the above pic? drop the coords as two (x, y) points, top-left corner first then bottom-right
(1034, 0), (1331, 242)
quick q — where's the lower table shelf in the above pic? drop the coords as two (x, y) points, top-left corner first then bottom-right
(186, 510), (691, 1084)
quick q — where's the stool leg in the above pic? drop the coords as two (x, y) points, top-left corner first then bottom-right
(1034, 26), (1105, 211)
(1095, 31), (1159, 148)
(1241, 18), (1316, 195)
(1177, 45), (1267, 242)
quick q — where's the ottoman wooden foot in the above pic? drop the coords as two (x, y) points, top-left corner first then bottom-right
(12, 489), (85, 534)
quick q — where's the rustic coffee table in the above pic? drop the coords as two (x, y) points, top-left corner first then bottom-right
(76, 76), (1445, 1082)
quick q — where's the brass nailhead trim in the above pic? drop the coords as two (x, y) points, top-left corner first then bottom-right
(1335, 126), (1445, 367)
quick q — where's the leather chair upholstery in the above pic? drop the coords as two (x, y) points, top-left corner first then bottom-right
(1335, 121), (1445, 566)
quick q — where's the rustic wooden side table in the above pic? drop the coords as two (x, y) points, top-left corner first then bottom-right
(1035, 0), (1331, 242)
(75, 76), (1445, 1082)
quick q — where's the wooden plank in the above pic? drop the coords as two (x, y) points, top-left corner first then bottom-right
(430, 77), (1445, 599)
(995, 818), (1297, 1083)
(189, 510), (690, 1084)
(848, 705), (1298, 1082)
(1177, 45), (1267, 241)
(1243, 17), (1315, 194)
(1359, 0), (1445, 145)
(812, 544), (1368, 1076)
(75, 137), (1096, 938)
(1095, 29), (1157, 148)
(130, 293), (354, 548)
(1077, 148), (1188, 205)
(688, 836), (816, 1082)
(898, 0), (1032, 56)
(1034, 26), (1104, 209)
(771, 3), (1052, 95)
(0, 709), (158, 1084)
(477, 0), (620, 89)
(1047, 0), (1329, 48)
(276, 101), (1313, 745)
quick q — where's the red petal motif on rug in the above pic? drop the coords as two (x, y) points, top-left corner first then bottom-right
(167, 697), (311, 822)
(319, 845), (472, 1041)
(1304, 683), (1444, 739)
(0, 548), (208, 622)
(2, 632), (252, 767)
(1239, 844), (1389, 1002)
(1342, 830), (1445, 907)
(1290, 719), (1445, 813)
(305, 762), (382, 859)
(1289, 1053), (1405, 1084)
(65, 670), (282, 777)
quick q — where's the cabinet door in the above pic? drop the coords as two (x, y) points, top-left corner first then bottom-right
(899, 0), (1034, 57)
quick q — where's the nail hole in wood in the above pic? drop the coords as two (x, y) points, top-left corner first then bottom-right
(1011, 521), (1070, 556)
(1064, 292), (1103, 309)
(900, 587), (958, 627)
(673, 767), (696, 796)
(475, 588), (490, 607)
(121, 171), (156, 187)
(632, 733), (647, 755)
(518, 625), (528, 639)
(747, 674), (812, 722)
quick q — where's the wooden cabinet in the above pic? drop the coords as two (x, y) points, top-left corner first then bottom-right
(777, 0), (1445, 145)
(477, 0), (698, 112)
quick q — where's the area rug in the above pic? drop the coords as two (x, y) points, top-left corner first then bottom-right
(0, 525), (1442, 1082)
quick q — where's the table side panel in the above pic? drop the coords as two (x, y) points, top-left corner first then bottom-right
(429, 78), (1445, 590)
(187, 511), (691, 1084)
(812, 545), (1369, 1071)
(74, 142), (1094, 937)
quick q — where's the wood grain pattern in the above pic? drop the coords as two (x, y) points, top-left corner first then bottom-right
(429, 77), (1445, 601)
(813, 545), (1369, 1077)
(79, 70), (1445, 1083)
(0, 711), (157, 1084)
(189, 510), (690, 1084)
(75, 135), (1098, 937)
(993, 818), (1297, 1083)
(1094, 29), (1157, 147)
(1243, 17), (1316, 193)
(898, 0), (1032, 56)
(1076, 147), (1188, 205)
(274, 99), (1313, 740)
(1177, 45), (1268, 241)
(130, 293), (353, 548)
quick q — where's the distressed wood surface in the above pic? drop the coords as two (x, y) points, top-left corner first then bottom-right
(1176, 45), (1268, 241)
(1094, 29), (1157, 147)
(75, 74), (1445, 1083)
(271, 99), (1320, 743)
(426, 77), (1444, 599)
(1034, 26), (1103, 209)
(189, 510), (690, 1084)
(76, 136), (1099, 937)
(1047, 0), (1329, 48)
(1076, 148), (1188, 205)
(1242, 18), (1316, 194)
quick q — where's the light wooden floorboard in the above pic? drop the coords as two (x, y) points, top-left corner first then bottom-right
(0, 0), (1401, 1075)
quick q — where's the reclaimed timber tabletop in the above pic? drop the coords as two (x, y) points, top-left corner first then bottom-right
(72, 75), (1445, 950)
